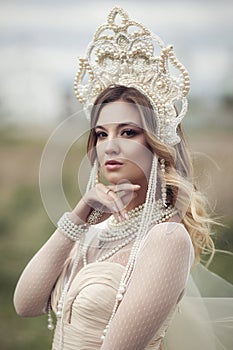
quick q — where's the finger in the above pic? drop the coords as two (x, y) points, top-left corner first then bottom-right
(108, 184), (141, 213)
(105, 188), (113, 196)
(96, 183), (134, 221)
(96, 195), (119, 220)
(91, 184), (115, 216)
(109, 183), (141, 193)
(106, 190), (128, 221)
(112, 184), (141, 212)
(96, 184), (123, 220)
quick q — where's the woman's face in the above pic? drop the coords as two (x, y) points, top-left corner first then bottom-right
(95, 100), (153, 186)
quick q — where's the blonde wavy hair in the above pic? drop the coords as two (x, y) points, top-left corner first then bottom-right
(87, 85), (215, 265)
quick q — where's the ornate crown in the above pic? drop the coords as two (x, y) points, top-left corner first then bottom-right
(74, 7), (190, 145)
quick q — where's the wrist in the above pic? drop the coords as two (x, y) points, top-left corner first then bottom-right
(72, 198), (92, 224)
(68, 210), (88, 225)
(57, 212), (89, 242)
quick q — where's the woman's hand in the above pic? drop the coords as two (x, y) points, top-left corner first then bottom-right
(72, 182), (141, 224)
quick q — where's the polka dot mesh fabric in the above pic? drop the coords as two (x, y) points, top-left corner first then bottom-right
(14, 222), (194, 349)
(99, 222), (194, 349)
(14, 231), (76, 316)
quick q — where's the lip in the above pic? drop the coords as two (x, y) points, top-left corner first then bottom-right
(105, 159), (123, 170)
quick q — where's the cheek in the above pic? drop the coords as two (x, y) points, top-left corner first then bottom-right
(95, 142), (104, 163)
(95, 139), (153, 177)
(127, 143), (153, 176)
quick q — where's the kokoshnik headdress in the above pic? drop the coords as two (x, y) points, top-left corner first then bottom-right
(74, 7), (190, 145)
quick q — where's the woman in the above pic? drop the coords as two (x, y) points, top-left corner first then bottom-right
(14, 7), (233, 350)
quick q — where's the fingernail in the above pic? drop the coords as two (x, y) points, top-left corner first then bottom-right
(124, 212), (129, 220)
(118, 214), (122, 222)
(134, 185), (141, 188)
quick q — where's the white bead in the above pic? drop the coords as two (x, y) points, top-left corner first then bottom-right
(119, 285), (126, 293)
(116, 293), (123, 300)
(48, 324), (54, 331)
(56, 310), (62, 317)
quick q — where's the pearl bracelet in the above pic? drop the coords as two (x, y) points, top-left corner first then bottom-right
(57, 212), (89, 241)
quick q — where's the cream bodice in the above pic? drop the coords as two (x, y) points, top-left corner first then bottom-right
(52, 261), (176, 350)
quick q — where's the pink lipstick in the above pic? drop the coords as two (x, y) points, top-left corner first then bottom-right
(105, 160), (123, 171)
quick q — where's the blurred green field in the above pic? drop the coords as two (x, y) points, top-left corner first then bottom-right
(0, 126), (232, 349)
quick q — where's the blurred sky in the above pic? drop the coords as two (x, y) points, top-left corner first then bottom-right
(0, 0), (233, 125)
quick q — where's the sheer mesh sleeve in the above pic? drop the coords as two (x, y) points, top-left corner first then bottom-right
(13, 230), (78, 317)
(100, 222), (194, 350)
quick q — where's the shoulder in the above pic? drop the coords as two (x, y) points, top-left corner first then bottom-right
(134, 221), (195, 279)
(150, 221), (191, 244)
(139, 221), (194, 258)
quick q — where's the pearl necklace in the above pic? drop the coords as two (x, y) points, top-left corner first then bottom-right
(82, 200), (177, 266)
(98, 204), (145, 243)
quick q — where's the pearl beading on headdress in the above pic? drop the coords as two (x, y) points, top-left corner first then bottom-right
(74, 7), (190, 145)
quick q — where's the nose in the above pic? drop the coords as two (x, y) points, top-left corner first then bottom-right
(104, 138), (121, 155)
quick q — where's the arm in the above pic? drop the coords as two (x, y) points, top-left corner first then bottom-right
(101, 222), (194, 350)
(14, 183), (140, 317)
(13, 229), (76, 317)
(13, 204), (90, 317)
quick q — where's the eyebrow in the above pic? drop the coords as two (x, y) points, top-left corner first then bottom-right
(94, 122), (142, 130)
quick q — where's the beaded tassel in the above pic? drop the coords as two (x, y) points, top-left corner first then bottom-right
(160, 158), (167, 207)
(47, 298), (54, 331)
(56, 234), (86, 349)
(85, 159), (98, 192)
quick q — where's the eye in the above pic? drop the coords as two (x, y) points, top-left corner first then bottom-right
(95, 131), (107, 139)
(121, 129), (139, 137)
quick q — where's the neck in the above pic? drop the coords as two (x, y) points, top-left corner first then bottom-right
(126, 182), (147, 212)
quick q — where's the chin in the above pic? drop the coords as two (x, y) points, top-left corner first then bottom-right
(104, 173), (126, 185)
(102, 167), (146, 185)
(104, 174), (141, 186)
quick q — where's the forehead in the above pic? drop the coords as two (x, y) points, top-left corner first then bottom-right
(97, 101), (142, 127)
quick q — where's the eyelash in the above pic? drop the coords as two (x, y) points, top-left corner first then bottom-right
(95, 129), (139, 139)
(95, 131), (107, 139)
(121, 129), (138, 137)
